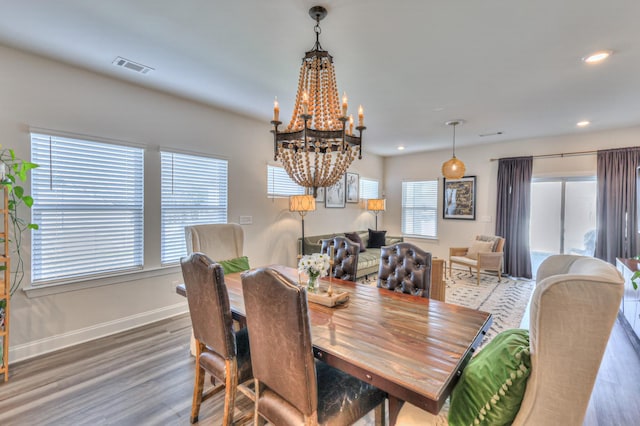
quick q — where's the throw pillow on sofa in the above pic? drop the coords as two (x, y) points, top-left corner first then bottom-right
(345, 232), (366, 252)
(367, 229), (387, 248)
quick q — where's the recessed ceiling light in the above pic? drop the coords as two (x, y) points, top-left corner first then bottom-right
(582, 50), (612, 64)
(397, 146), (405, 151)
(576, 120), (591, 127)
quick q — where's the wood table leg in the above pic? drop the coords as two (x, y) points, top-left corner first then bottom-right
(388, 395), (405, 426)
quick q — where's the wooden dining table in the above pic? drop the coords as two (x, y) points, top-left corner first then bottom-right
(176, 265), (492, 425)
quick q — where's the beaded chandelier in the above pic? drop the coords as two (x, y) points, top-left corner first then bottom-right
(271, 6), (365, 197)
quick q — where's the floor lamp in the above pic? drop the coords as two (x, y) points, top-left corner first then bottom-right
(367, 199), (386, 231)
(290, 195), (316, 255)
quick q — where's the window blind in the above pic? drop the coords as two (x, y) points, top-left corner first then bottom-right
(402, 179), (438, 237)
(161, 151), (228, 264)
(31, 133), (144, 283)
(267, 165), (305, 197)
(359, 177), (379, 200)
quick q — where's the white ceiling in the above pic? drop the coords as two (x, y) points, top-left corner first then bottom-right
(1, 0), (639, 157)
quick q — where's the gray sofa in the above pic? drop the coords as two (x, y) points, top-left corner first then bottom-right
(298, 230), (404, 280)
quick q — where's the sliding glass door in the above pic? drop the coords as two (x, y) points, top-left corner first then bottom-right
(530, 177), (597, 276)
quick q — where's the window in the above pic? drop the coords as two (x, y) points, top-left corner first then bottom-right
(359, 177), (379, 200)
(267, 165), (305, 197)
(31, 133), (144, 283)
(161, 151), (228, 264)
(402, 179), (438, 238)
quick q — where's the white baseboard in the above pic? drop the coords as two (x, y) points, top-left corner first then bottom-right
(10, 302), (189, 363)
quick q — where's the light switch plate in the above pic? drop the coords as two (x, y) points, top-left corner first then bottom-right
(239, 215), (252, 225)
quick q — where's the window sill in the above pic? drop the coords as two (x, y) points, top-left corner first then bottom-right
(22, 265), (181, 298)
(402, 234), (439, 241)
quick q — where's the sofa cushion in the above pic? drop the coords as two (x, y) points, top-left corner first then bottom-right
(448, 329), (531, 426)
(367, 229), (387, 248)
(466, 240), (494, 260)
(345, 232), (366, 252)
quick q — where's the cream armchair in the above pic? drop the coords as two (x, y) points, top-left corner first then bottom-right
(397, 254), (624, 425)
(449, 235), (505, 285)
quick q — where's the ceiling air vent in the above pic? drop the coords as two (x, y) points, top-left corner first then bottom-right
(112, 57), (154, 74)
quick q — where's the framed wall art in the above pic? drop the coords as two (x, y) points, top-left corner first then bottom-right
(325, 175), (346, 208)
(346, 172), (359, 203)
(443, 176), (476, 220)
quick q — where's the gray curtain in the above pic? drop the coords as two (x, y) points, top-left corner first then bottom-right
(496, 156), (533, 278)
(595, 147), (640, 263)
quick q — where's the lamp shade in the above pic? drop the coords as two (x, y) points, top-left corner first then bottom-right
(442, 157), (466, 179)
(289, 195), (316, 213)
(367, 199), (386, 212)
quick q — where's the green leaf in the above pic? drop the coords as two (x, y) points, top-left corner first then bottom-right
(22, 195), (34, 207)
(9, 148), (15, 161)
(17, 163), (27, 181)
(24, 162), (39, 171)
(13, 185), (24, 198)
(28, 223), (39, 230)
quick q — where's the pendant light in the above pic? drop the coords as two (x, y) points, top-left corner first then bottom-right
(442, 120), (466, 179)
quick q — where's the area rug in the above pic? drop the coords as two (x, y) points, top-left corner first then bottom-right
(443, 269), (535, 347)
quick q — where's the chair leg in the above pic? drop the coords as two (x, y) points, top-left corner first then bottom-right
(476, 267), (480, 285)
(222, 359), (239, 426)
(191, 342), (206, 423)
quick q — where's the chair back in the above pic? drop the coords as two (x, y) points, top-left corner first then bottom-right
(378, 242), (432, 297)
(180, 253), (236, 359)
(475, 235), (505, 252)
(320, 236), (360, 282)
(241, 267), (317, 417)
(513, 255), (623, 425)
(185, 223), (244, 261)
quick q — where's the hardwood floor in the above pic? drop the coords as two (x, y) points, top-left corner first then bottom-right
(0, 313), (638, 425)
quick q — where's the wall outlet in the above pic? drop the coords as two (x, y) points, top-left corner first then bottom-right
(479, 215), (492, 223)
(239, 215), (252, 225)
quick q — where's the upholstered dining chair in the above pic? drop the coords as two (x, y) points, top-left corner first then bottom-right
(241, 267), (386, 426)
(396, 254), (624, 425)
(180, 253), (253, 425)
(185, 223), (244, 261)
(320, 236), (360, 282)
(377, 242), (432, 297)
(184, 223), (248, 351)
(449, 235), (505, 285)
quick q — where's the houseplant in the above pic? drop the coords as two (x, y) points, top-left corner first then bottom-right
(0, 147), (38, 295)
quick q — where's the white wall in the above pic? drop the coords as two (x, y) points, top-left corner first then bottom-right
(384, 125), (640, 260)
(0, 45), (384, 361)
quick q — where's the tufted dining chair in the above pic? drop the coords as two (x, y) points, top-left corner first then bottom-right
(396, 254), (624, 425)
(241, 267), (386, 426)
(377, 242), (432, 297)
(320, 236), (360, 282)
(180, 253), (253, 425)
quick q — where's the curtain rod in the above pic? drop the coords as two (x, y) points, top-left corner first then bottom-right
(489, 149), (597, 162)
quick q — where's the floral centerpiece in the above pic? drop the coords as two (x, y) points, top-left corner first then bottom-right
(298, 253), (331, 291)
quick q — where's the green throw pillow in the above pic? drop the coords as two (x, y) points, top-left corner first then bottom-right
(448, 329), (531, 426)
(219, 256), (250, 274)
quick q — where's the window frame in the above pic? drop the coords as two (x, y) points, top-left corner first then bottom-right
(401, 179), (439, 239)
(160, 150), (229, 265)
(30, 132), (145, 285)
